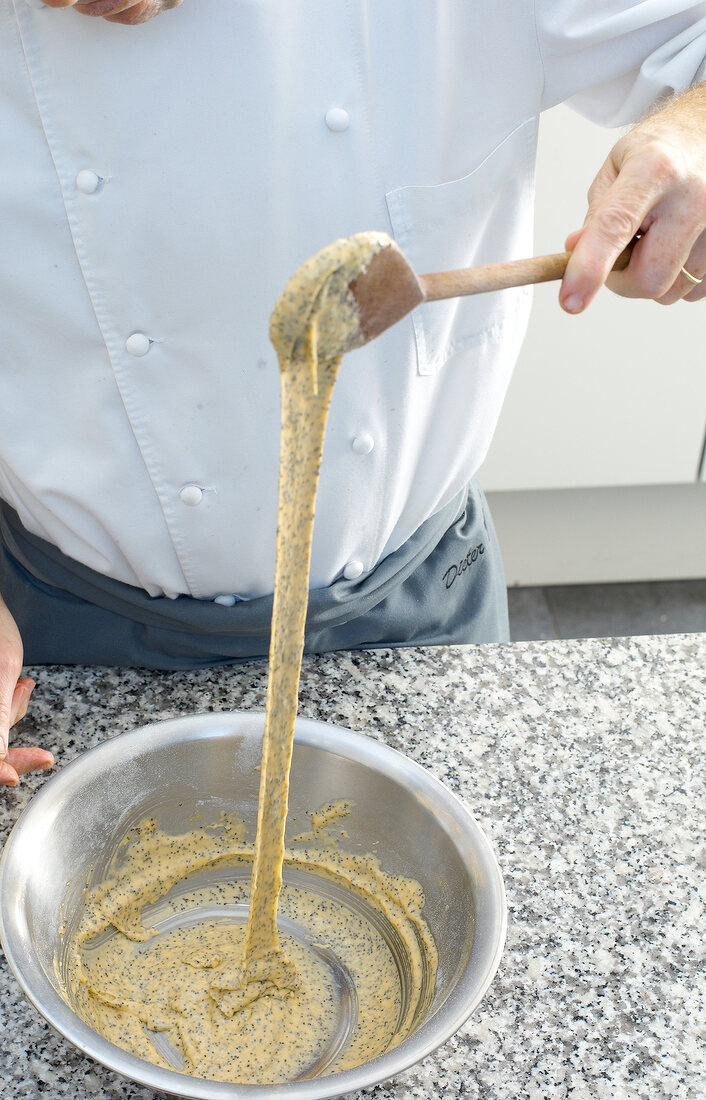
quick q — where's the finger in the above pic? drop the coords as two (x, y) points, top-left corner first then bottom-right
(608, 202), (706, 302)
(664, 222), (706, 303)
(74, 0), (137, 14)
(564, 229), (583, 253)
(103, 0), (180, 23)
(38, 1), (79, 7)
(658, 242), (706, 304)
(682, 265), (706, 301)
(560, 157), (619, 261)
(10, 677), (35, 728)
(561, 149), (672, 313)
(74, 0), (180, 21)
(5, 746), (54, 776)
(0, 760), (19, 787)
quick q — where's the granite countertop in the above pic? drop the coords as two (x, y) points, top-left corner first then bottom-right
(1, 634), (705, 1100)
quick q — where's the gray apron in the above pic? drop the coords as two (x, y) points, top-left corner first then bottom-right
(0, 480), (508, 669)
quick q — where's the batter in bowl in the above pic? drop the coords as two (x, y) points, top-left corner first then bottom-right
(66, 805), (436, 1083)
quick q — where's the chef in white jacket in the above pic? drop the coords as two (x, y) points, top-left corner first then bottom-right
(2, 0), (706, 784)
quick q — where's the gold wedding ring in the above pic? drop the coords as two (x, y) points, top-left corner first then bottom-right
(680, 265), (704, 286)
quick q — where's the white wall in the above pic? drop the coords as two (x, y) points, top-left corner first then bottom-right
(478, 105), (706, 584)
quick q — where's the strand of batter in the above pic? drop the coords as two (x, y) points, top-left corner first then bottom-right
(242, 233), (391, 986)
(242, 343), (340, 984)
(64, 232), (438, 1086)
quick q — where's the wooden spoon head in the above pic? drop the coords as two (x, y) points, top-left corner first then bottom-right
(348, 243), (425, 345)
(270, 233), (423, 366)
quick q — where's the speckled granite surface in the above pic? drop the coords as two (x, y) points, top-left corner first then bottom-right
(1, 634), (705, 1100)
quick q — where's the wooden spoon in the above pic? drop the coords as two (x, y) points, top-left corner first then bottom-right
(348, 241), (634, 346)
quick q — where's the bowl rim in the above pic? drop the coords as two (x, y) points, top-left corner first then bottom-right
(0, 710), (506, 1100)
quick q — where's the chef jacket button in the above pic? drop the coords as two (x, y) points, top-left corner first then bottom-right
(325, 107), (350, 132)
(343, 560), (364, 581)
(214, 594), (237, 607)
(351, 432), (374, 455)
(125, 332), (151, 357)
(75, 169), (102, 195)
(179, 484), (203, 507)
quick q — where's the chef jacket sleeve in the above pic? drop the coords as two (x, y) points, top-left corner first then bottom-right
(536, 0), (706, 124)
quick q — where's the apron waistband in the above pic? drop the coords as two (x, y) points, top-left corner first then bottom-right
(0, 489), (469, 650)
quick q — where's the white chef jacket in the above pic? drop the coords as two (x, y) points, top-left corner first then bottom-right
(1, 0), (705, 601)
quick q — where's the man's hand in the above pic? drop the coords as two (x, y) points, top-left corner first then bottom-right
(38, 0), (181, 26)
(0, 597), (53, 787)
(561, 84), (706, 313)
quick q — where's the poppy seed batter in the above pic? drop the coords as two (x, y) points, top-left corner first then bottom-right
(64, 233), (437, 1085)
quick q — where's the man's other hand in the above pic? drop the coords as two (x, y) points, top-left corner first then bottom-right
(38, 0), (182, 25)
(561, 84), (706, 313)
(0, 598), (53, 787)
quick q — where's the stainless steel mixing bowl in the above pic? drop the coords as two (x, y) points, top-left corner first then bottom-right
(0, 711), (506, 1099)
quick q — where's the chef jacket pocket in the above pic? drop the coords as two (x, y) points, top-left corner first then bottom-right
(385, 117), (537, 376)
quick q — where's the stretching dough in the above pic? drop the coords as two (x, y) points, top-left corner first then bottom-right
(63, 233), (437, 1085)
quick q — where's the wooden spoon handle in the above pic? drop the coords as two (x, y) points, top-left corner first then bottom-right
(418, 244), (634, 302)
